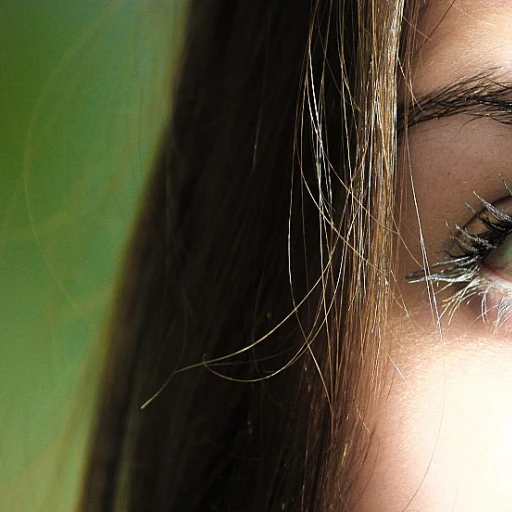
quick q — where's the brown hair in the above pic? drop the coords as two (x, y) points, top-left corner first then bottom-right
(81, 1), (422, 510)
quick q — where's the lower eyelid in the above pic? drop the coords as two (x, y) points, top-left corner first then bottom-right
(470, 267), (512, 326)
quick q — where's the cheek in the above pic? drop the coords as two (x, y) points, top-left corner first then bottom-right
(351, 318), (512, 511)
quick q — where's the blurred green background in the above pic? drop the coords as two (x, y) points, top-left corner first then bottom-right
(1, 1), (183, 509)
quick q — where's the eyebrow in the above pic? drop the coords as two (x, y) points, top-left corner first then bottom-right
(401, 71), (512, 129)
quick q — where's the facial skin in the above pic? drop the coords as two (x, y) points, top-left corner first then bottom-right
(352, 2), (512, 510)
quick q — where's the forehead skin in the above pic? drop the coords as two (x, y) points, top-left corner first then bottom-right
(413, 1), (512, 96)
(351, 2), (512, 511)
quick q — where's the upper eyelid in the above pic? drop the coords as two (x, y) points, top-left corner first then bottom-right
(463, 192), (512, 234)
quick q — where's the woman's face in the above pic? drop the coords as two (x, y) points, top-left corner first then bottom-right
(353, 1), (512, 510)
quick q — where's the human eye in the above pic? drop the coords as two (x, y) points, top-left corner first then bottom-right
(406, 181), (512, 326)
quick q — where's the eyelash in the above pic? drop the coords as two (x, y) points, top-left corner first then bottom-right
(405, 185), (512, 325)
